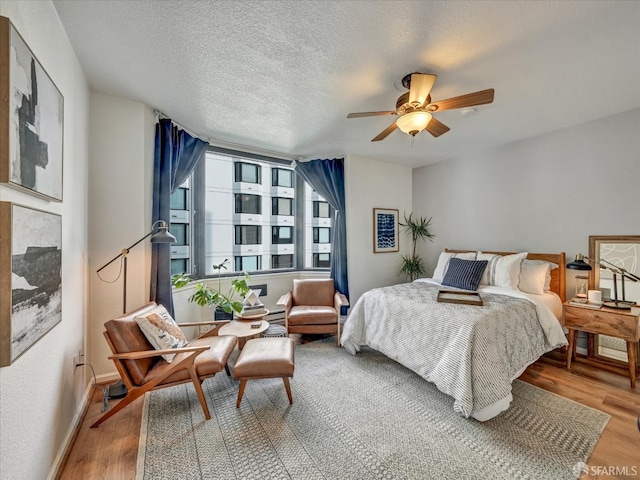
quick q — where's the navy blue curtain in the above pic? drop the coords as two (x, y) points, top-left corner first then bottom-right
(151, 118), (208, 316)
(294, 158), (349, 305)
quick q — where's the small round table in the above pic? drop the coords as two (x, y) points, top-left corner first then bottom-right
(218, 310), (269, 349)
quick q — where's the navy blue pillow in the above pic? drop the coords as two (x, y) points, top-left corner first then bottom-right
(441, 258), (488, 291)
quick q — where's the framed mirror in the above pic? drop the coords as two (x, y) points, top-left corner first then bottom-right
(588, 235), (640, 365)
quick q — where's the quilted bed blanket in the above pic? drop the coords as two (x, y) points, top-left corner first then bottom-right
(341, 281), (567, 419)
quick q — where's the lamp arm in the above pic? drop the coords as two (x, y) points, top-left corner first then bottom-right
(585, 256), (639, 283)
(97, 230), (155, 273)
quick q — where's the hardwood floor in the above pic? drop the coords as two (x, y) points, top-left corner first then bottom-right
(58, 341), (640, 480)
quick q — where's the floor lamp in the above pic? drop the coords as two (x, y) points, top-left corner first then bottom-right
(97, 220), (176, 398)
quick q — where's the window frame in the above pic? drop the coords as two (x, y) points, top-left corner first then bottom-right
(272, 167), (293, 188)
(313, 200), (331, 218)
(313, 226), (331, 244)
(189, 146), (333, 278)
(234, 225), (262, 245)
(234, 161), (261, 184)
(234, 193), (262, 214)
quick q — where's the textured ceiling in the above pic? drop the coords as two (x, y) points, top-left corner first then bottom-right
(52, 0), (640, 168)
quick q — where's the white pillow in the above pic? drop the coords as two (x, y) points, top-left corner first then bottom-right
(520, 259), (558, 293)
(477, 252), (501, 286)
(518, 260), (549, 295)
(491, 252), (528, 290)
(432, 251), (477, 281)
(135, 305), (188, 363)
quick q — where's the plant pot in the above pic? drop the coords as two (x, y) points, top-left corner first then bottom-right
(214, 307), (233, 320)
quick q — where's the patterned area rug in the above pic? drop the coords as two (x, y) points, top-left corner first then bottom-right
(136, 339), (609, 480)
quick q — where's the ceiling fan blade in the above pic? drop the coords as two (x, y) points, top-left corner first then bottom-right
(429, 88), (494, 112)
(408, 73), (437, 106)
(347, 111), (397, 118)
(425, 117), (450, 137)
(371, 122), (398, 142)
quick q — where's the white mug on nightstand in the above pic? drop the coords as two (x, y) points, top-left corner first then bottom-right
(588, 290), (602, 304)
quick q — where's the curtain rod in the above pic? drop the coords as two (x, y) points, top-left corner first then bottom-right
(153, 109), (303, 162)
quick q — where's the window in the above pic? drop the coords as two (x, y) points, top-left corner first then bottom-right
(272, 254), (293, 269)
(313, 227), (331, 243)
(313, 201), (330, 218)
(234, 161), (261, 184)
(272, 168), (293, 187)
(272, 226), (293, 244)
(235, 194), (262, 214)
(192, 150), (333, 276)
(170, 224), (189, 246)
(170, 187), (189, 210)
(235, 255), (262, 272)
(171, 259), (189, 275)
(235, 225), (261, 245)
(313, 253), (331, 268)
(272, 197), (293, 216)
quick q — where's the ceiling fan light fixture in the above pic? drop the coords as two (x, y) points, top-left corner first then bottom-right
(396, 111), (432, 136)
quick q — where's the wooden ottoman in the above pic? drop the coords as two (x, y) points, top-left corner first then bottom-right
(233, 337), (295, 408)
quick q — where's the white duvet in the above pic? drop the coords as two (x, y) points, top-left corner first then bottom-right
(341, 279), (567, 420)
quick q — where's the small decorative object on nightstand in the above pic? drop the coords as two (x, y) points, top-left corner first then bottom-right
(564, 302), (639, 388)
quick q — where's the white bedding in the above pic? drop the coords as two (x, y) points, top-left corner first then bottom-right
(341, 279), (567, 421)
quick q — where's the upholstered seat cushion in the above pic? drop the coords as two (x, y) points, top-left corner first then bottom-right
(233, 337), (295, 378)
(287, 305), (337, 325)
(142, 335), (237, 386)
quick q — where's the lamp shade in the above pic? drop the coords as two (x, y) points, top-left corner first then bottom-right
(150, 221), (177, 243)
(396, 111), (432, 136)
(566, 253), (592, 271)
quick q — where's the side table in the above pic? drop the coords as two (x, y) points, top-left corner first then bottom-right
(564, 302), (639, 388)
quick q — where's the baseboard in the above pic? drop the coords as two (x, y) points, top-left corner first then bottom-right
(46, 380), (94, 480)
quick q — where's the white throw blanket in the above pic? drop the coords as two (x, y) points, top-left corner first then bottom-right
(341, 281), (567, 418)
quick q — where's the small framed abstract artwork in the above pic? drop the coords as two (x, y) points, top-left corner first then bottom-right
(0, 202), (62, 366)
(373, 208), (399, 253)
(0, 16), (64, 202)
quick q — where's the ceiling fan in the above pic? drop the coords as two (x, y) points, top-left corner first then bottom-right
(347, 73), (494, 142)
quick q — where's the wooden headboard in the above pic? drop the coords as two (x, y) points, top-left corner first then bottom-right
(445, 249), (566, 302)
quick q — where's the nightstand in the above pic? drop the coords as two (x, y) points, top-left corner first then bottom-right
(564, 302), (639, 388)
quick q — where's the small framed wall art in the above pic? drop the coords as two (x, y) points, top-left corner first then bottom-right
(373, 208), (399, 253)
(0, 16), (64, 202)
(0, 202), (62, 366)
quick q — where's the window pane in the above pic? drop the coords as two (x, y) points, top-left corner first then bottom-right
(313, 201), (330, 218)
(272, 254), (293, 269)
(313, 253), (331, 268)
(171, 224), (189, 246)
(235, 194), (262, 214)
(235, 225), (261, 245)
(272, 168), (293, 187)
(235, 255), (261, 272)
(170, 188), (188, 210)
(313, 227), (331, 243)
(272, 226), (293, 244)
(171, 258), (188, 275)
(234, 162), (261, 183)
(272, 197), (293, 216)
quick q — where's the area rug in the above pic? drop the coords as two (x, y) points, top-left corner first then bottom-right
(136, 339), (609, 480)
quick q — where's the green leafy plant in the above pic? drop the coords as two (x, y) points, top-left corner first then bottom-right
(399, 213), (435, 281)
(171, 259), (251, 314)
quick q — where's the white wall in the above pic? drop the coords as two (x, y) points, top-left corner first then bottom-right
(412, 108), (640, 298)
(88, 92), (155, 379)
(0, 2), (89, 479)
(345, 155), (413, 304)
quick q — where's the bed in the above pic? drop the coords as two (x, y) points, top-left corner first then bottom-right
(341, 249), (568, 421)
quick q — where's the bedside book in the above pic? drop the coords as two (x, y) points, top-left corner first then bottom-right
(568, 298), (602, 309)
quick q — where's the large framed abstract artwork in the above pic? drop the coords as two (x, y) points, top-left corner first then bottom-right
(373, 208), (399, 253)
(0, 202), (62, 366)
(0, 16), (64, 202)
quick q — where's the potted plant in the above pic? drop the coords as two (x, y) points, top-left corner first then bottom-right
(399, 213), (435, 281)
(171, 259), (251, 318)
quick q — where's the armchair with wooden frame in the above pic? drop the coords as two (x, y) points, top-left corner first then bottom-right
(90, 301), (237, 428)
(277, 278), (349, 346)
